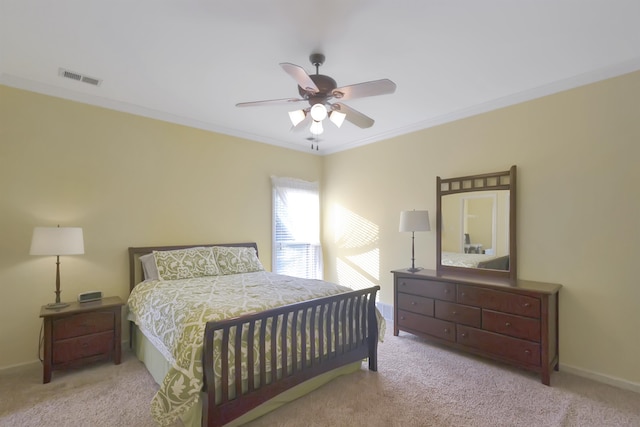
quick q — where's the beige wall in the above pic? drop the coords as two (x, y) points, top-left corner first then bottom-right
(323, 70), (640, 387)
(0, 85), (322, 368)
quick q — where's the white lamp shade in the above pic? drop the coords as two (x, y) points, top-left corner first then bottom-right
(399, 210), (430, 232)
(30, 227), (85, 255)
(288, 109), (306, 126)
(329, 110), (346, 128)
(310, 104), (328, 121)
(309, 120), (324, 135)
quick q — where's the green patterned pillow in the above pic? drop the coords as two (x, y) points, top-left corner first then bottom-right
(153, 247), (220, 280)
(212, 246), (264, 275)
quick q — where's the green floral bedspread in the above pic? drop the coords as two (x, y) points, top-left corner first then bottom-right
(127, 271), (384, 426)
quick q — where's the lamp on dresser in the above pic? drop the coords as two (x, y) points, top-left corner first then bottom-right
(30, 225), (84, 309)
(399, 210), (430, 272)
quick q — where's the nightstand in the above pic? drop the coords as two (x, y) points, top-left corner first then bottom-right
(39, 296), (124, 383)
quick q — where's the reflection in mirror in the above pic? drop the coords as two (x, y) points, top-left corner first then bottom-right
(441, 190), (509, 269)
(436, 166), (516, 282)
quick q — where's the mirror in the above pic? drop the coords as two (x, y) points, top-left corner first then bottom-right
(436, 166), (517, 282)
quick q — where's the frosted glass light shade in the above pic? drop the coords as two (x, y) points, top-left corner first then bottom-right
(30, 227), (85, 255)
(310, 104), (328, 121)
(399, 210), (430, 232)
(310, 120), (324, 135)
(288, 109), (306, 126)
(329, 110), (346, 128)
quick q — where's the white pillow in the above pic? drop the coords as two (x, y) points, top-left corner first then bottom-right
(140, 253), (159, 281)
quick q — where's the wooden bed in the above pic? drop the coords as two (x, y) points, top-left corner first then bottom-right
(128, 242), (380, 427)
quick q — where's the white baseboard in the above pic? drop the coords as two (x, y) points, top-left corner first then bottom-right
(378, 302), (639, 394)
(0, 359), (40, 372)
(559, 363), (640, 394)
(376, 302), (394, 321)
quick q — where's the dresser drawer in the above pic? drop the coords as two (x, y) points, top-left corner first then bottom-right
(396, 277), (455, 302)
(53, 311), (115, 340)
(398, 310), (455, 342)
(482, 310), (541, 342)
(52, 331), (114, 364)
(457, 325), (540, 366)
(434, 301), (481, 327)
(397, 293), (434, 316)
(457, 285), (540, 318)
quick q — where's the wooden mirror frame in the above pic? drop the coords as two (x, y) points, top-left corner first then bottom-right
(436, 166), (517, 282)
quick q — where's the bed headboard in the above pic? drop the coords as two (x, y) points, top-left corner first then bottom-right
(127, 242), (259, 292)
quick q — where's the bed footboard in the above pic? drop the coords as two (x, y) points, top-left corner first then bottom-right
(202, 286), (380, 427)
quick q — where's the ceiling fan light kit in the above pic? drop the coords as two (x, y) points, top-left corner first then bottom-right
(237, 53), (396, 148)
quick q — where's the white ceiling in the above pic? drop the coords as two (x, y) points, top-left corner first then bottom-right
(2, 1), (640, 155)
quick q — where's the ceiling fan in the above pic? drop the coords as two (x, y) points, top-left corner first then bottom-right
(236, 53), (396, 137)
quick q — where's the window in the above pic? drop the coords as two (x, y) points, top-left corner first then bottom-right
(271, 176), (323, 279)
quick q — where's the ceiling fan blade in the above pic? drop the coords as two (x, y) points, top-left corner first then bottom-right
(236, 98), (306, 107)
(280, 63), (319, 94)
(332, 79), (396, 101)
(332, 103), (374, 128)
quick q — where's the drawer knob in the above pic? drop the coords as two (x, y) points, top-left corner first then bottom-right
(411, 301), (417, 305)
(505, 322), (511, 327)
(444, 289), (449, 294)
(523, 302), (531, 308)
(452, 311), (457, 315)
(461, 333), (467, 338)
(400, 316), (405, 320)
(524, 349), (531, 355)
(444, 328), (449, 334)
(401, 282), (406, 286)
(461, 292), (465, 297)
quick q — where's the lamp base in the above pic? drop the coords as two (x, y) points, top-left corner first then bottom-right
(406, 267), (423, 273)
(45, 302), (70, 310)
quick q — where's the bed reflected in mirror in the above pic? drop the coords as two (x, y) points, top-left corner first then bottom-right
(441, 190), (510, 270)
(436, 166), (517, 282)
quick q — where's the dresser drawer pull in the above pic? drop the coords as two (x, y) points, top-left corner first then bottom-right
(411, 301), (417, 305)
(460, 292), (465, 297)
(444, 328), (450, 334)
(82, 342), (90, 348)
(451, 311), (457, 315)
(444, 289), (450, 294)
(401, 282), (406, 286)
(461, 333), (467, 338)
(505, 322), (511, 327)
(524, 349), (531, 355)
(400, 316), (405, 320)
(523, 303), (531, 308)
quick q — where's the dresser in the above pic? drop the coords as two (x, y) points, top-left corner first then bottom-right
(392, 269), (561, 385)
(39, 296), (124, 383)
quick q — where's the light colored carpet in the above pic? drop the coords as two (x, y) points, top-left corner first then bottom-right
(1, 324), (639, 427)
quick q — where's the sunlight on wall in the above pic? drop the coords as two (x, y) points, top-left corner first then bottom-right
(332, 204), (380, 291)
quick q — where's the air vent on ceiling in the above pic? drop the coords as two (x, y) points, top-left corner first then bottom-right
(58, 68), (102, 86)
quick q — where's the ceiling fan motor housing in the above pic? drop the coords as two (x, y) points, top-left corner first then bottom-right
(299, 74), (337, 104)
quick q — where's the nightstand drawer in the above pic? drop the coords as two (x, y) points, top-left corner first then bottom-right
(397, 293), (434, 316)
(396, 277), (455, 302)
(457, 285), (540, 318)
(434, 300), (481, 327)
(398, 310), (455, 342)
(52, 331), (114, 364)
(482, 310), (540, 342)
(53, 311), (115, 340)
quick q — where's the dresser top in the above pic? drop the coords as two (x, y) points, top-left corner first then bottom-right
(392, 268), (561, 294)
